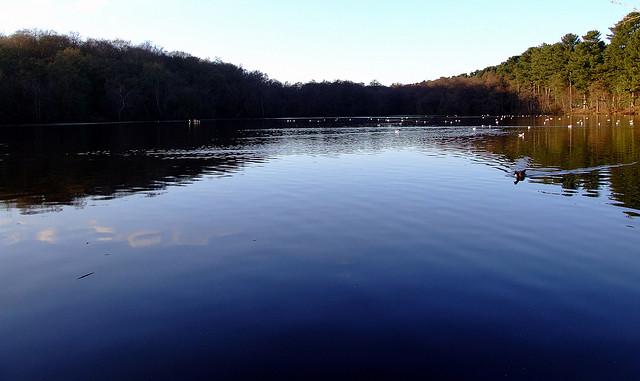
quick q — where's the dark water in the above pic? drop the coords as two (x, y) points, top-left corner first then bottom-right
(0, 116), (639, 380)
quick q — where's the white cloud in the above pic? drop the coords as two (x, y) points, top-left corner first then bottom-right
(94, 225), (114, 234)
(36, 228), (56, 244)
(89, 219), (115, 234)
(128, 230), (162, 248)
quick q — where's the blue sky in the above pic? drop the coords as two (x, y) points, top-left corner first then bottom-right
(0, 0), (634, 84)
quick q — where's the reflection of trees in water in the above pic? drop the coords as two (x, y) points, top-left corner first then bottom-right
(0, 121), (486, 213)
(474, 122), (640, 210)
(1, 120), (639, 214)
(0, 122), (268, 213)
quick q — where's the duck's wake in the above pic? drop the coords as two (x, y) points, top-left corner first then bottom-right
(526, 162), (638, 178)
(502, 158), (639, 184)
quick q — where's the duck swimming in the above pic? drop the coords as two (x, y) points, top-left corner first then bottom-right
(514, 170), (526, 184)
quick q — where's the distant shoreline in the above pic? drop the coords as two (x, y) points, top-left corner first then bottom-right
(1, 114), (636, 129)
(1, 12), (639, 124)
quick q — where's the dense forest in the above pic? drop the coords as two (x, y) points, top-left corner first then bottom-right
(475, 12), (640, 115)
(0, 12), (638, 123)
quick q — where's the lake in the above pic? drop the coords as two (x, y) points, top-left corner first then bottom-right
(0, 116), (639, 380)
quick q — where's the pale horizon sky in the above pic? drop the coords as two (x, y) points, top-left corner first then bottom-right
(0, 0), (636, 85)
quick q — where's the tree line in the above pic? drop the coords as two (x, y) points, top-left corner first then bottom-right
(473, 12), (640, 114)
(0, 30), (516, 123)
(0, 12), (638, 124)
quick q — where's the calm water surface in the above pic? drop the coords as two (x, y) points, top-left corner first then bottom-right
(1, 116), (639, 380)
